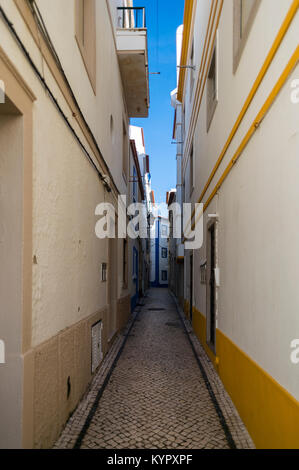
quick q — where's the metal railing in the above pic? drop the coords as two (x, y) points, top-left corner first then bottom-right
(117, 7), (146, 29)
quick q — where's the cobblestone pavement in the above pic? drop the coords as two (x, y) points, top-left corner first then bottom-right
(55, 289), (254, 449)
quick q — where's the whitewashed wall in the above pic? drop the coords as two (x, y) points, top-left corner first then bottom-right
(182, 0), (299, 400)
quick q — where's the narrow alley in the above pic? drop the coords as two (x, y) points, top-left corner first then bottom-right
(1, 0), (299, 453)
(55, 289), (253, 450)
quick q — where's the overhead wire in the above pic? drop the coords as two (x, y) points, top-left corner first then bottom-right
(0, 1), (116, 192)
(28, 0), (113, 192)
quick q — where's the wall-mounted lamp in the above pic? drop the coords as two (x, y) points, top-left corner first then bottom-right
(177, 65), (196, 70)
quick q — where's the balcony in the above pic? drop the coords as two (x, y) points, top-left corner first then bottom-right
(116, 7), (149, 118)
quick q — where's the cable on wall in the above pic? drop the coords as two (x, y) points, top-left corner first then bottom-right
(0, 3), (113, 192)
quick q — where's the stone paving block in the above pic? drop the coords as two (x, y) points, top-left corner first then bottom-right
(54, 289), (255, 450)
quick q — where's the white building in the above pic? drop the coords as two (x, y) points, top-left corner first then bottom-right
(170, 0), (299, 449)
(150, 212), (169, 288)
(0, 0), (149, 449)
(128, 126), (152, 309)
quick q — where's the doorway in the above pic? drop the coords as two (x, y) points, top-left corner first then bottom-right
(108, 235), (118, 341)
(189, 253), (193, 323)
(207, 223), (216, 351)
(0, 99), (24, 448)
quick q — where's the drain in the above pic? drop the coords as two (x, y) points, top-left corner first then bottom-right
(148, 308), (166, 311)
(165, 322), (181, 328)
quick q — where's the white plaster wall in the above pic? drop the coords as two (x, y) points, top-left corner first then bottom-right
(130, 126), (145, 156)
(31, 82), (109, 346)
(218, 68), (299, 401)
(0, 0), (131, 346)
(182, 0), (299, 400)
(176, 25), (183, 85)
(150, 217), (169, 285)
(159, 219), (169, 285)
(35, 0), (129, 196)
(150, 219), (157, 283)
(189, 0), (297, 204)
(159, 251), (169, 286)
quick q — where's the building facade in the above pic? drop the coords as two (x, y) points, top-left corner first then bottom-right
(0, 0), (149, 448)
(168, 25), (185, 308)
(171, 0), (299, 448)
(150, 214), (169, 288)
(167, 189), (184, 303)
(128, 127), (152, 311)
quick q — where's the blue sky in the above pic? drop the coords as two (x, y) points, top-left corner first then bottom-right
(131, 0), (185, 204)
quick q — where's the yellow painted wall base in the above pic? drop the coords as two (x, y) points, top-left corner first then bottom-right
(187, 305), (299, 449)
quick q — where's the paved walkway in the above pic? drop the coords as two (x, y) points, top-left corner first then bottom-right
(55, 289), (254, 449)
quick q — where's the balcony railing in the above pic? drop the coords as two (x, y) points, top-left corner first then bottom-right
(117, 7), (146, 29)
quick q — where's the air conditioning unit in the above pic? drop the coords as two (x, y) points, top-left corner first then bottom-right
(91, 321), (103, 374)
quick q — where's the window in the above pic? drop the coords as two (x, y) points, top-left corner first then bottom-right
(122, 239), (128, 288)
(207, 40), (218, 132)
(101, 263), (107, 282)
(233, 0), (261, 73)
(162, 248), (168, 259)
(123, 122), (129, 182)
(75, 0), (96, 92)
(162, 270), (168, 282)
